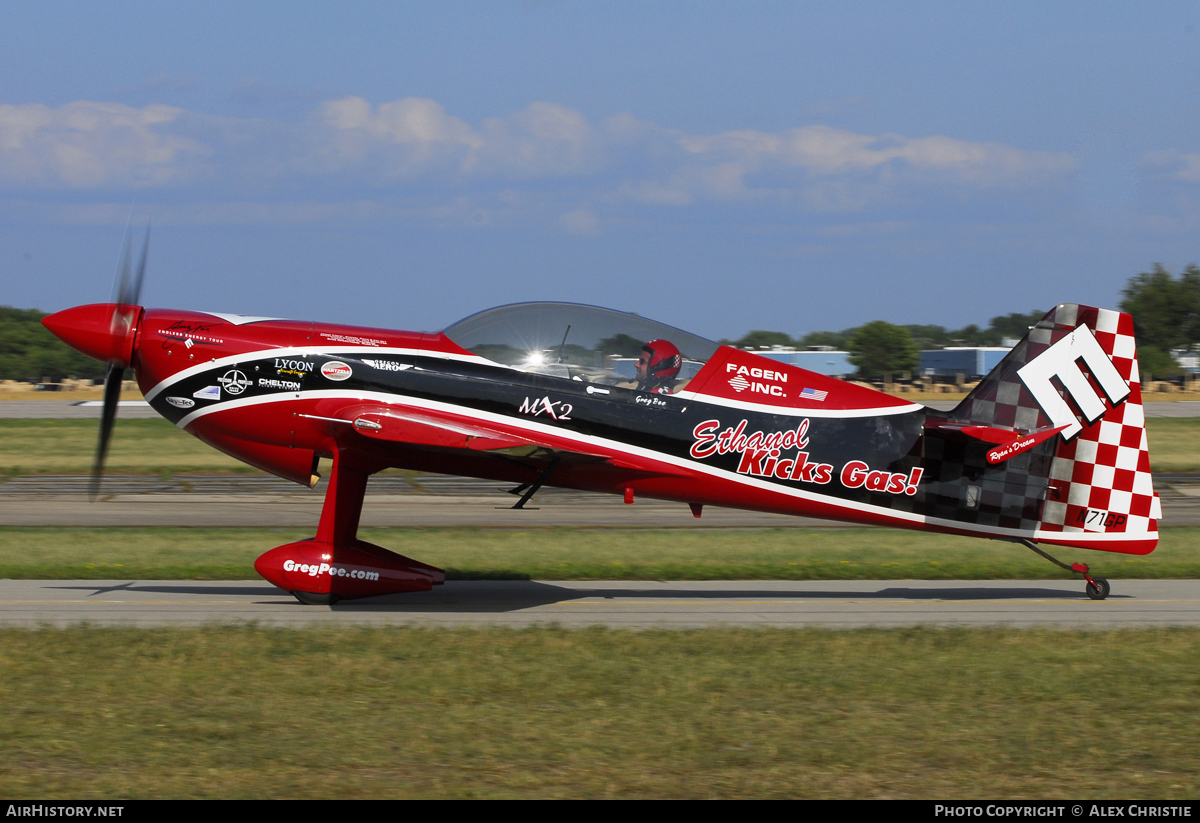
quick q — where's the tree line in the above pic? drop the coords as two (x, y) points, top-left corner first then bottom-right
(1117, 264), (1200, 380)
(721, 262), (1200, 381)
(721, 310), (1047, 381)
(2, 263), (1195, 383)
(0, 306), (107, 383)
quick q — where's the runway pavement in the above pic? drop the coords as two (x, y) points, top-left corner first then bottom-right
(0, 400), (161, 418)
(0, 486), (853, 528)
(2, 578), (1197, 628)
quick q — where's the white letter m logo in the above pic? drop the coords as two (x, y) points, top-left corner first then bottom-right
(1017, 325), (1130, 440)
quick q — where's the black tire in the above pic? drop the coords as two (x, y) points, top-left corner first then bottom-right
(291, 591), (341, 606)
(1086, 577), (1111, 601)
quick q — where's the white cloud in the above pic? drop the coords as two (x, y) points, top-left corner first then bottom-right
(475, 102), (599, 176)
(320, 97), (480, 149)
(0, 95), (1078, 222)
(311, 96), (481, 179)
(1147, 151), (1200, 184)
(312, 97), (603, 180)
(0, 101), (208, 188)
(679, 125), (1073, 191)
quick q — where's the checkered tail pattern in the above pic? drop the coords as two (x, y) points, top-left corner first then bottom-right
(943, 303), (1159, 555)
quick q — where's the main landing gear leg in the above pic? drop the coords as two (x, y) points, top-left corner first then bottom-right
(506, 455), (562, 510)
(1017, 539), (1111, 601)
(253, 447), (445, 604)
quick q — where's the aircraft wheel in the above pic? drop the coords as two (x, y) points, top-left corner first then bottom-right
(1085, 577), (1111, 601)
(291, 591), (341, 606)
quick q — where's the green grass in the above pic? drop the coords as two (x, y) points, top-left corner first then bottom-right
(1143, 418), (1200, 472)
(0, 418), (254, 476)
(1, 416), (1199, 474)
(0, 626), (1197, 798)
(2, 525), (1197, 580)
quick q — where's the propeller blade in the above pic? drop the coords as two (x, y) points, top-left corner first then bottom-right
(94, 218), (148, 500)
(111, 220), (132, 305)
(123, 222), (149, 307)
(90, 362), (125, 501)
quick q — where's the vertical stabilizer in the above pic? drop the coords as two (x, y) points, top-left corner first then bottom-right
(948, 304), (1159, 554)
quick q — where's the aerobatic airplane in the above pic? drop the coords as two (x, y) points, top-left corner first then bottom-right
(42, 233), (1160, 603)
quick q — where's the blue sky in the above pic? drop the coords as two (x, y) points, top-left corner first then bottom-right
(2, 2), (1199, 340)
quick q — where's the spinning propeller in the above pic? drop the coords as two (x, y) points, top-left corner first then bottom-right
(41, 223), (150, 499)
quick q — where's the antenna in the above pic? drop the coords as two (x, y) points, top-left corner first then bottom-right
(557, 324), (572, 363)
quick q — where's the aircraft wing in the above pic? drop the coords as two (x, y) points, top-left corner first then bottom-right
(343, 407), (536, 452)
(323, 405), (693, 476)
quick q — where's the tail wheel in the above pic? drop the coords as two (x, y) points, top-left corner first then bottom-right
(1018, 540), (1113, 602)
(1086, 577), (1111, 601)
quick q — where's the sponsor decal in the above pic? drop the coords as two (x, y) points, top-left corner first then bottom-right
(726, 363), (788, 382)
(840, 461), (923, 496)
(217, 369), (250, 395)
(158, 320), (225, 350)
(273, 358), (314, 379)
(985, 425), (1067, 464)
(257, 378), (301, 391)
(320, 332), (387, 347)
(518, 396), (573, 420)
(321, 362), (353, 381)
(798, 387), (828, 402)
(193, 385), (221, 401)
(362, 359), (413, 372)
(690, 418), (924, 495)
(725, 363), (787, 397)
(274, 358), (313, 372)
(165, 396), (195, 409)
(691, 418), (810, 459)
(1017, 325), (1129, 440)
(690, 418), (834, 483)
(282, 558), (380, 581)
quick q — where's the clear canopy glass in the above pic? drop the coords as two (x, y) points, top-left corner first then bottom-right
(443, 302), (719, 384)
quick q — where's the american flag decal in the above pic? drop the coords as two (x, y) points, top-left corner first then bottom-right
(799, 387), (828, 401)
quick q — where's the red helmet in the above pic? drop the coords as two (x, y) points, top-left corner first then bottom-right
(641, 339), (682, 382)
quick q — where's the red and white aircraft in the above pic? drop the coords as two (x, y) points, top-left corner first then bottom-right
(43, 237), (1159, 603)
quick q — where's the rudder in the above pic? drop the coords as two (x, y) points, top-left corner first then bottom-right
(948, 304), (1160, 554)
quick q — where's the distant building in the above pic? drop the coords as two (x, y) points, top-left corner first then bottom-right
(1172, 349), (1200, 376)
(748, 345), (1015, 381)
(753, 347), (854, 378)
(919, 347), (1011, 381)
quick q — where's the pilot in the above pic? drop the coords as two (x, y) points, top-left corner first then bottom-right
(636, 339), (683, 394)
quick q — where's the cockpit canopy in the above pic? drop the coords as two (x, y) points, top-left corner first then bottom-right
(443, 302), (719, 385)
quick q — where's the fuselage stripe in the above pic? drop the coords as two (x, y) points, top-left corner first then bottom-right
(143, 346), (492, 402)
(173, 387), (1152, 545)
(672, 390), (924, 418)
